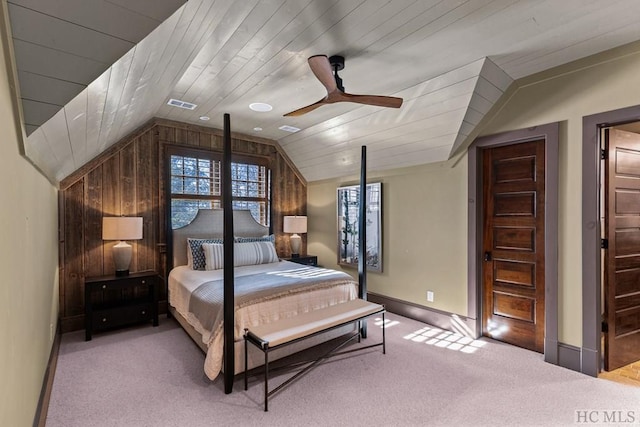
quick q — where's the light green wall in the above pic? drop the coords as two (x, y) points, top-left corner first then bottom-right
(0, 14), (59, 427)
(308, 157), (468, 316)
(307, 42), (640, 348)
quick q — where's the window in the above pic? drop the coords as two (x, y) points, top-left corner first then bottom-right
(168, 148), (270, 229)
(337, 182), (382, 272)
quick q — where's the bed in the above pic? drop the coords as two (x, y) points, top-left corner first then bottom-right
(168, 209), (359, 381)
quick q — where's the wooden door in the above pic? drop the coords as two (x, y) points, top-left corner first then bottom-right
(482, 140), (545, 353)
(604, 128), (640, 371)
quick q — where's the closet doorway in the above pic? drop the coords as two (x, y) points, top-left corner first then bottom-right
(481, 139), (546, 353)
(602, 125), (640, 373)
(468, 122), (559, 365)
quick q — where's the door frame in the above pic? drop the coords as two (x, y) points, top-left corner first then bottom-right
(468, 122), (559, 364)
(582, 105), (640, 376)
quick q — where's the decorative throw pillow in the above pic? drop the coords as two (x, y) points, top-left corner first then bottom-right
(202, 242), (225, 270)
(202, 241), (278, 270)
(235, 234), (275, 243)
(235, 241), (279, 266)
(187, 238), (223, 270)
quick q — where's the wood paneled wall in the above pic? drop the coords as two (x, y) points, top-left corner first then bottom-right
(58, 118), (307, 332)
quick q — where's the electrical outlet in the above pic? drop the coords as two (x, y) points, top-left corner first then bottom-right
(427, 291), (434, 302)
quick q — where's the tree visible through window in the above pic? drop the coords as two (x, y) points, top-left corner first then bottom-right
(169, 149), (270, 229)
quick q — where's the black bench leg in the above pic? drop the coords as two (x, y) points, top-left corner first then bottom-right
(264, 347), (269, 412)
(244, 330), (248, 391)
(382, 311), (386, 354)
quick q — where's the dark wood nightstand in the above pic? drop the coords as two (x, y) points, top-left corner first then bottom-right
(283, 255), (318, 267)
(84, 271), (159, 341)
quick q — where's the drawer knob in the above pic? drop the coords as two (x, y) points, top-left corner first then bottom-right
(102, 318), (107, 322)
(102, 284), (107, 289)
(141, 310), (146, 315)
(141, 280), (146, 284)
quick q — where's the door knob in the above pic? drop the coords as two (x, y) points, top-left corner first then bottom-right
(484, 252), (492, 262)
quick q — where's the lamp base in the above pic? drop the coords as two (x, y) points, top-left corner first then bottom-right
(290, 234), (301, 257)
(112, 241), (133, 276)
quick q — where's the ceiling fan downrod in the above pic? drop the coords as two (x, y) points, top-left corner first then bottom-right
(329, 55), (345, 92)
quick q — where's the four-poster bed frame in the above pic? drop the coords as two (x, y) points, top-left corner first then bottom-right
(168, 114), (374, 396)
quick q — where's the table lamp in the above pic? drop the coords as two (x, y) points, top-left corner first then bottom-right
(102, 216), (143, 276)
(283, 215), (307, 257)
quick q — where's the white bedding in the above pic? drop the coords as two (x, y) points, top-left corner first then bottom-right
(168, 260), (358, 379)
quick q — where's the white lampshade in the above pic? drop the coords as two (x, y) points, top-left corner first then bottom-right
(284, 216), (307, 257)
(283, 216), (307, 234)
(102, 217), (143, 276)
(102, 217), (143, 241)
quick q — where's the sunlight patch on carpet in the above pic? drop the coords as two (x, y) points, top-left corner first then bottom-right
(403, 326), (487, 354)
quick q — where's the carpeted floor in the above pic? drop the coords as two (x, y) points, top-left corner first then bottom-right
(46, 313), (640, 426)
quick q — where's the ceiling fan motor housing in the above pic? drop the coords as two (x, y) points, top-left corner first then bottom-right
(328, 55), (345, 71)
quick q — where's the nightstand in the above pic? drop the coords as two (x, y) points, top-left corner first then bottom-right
(84, 271), (159, 341)
(284, 255), (318, 267)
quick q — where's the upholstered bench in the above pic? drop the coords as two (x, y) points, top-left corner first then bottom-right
(244, 298), (386, 411)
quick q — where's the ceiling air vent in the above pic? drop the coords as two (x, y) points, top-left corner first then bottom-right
(278, 125), (300, 133)
(167, 98), (197, 110)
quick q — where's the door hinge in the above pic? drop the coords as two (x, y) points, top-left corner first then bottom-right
(601, 149), (607, 160)
(601, 238), (608, 249)
(602, 321), (608, 333)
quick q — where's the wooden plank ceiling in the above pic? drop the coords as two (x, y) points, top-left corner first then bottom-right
(7, 0), (640, 183)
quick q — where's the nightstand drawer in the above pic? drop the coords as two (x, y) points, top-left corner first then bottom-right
(92, 303), (153, 331)
(89, 275), (156, 292)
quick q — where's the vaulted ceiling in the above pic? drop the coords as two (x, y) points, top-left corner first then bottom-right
(6, 0), (640, 184)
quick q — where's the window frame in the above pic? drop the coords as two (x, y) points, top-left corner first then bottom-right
(165, 145), (271, 230)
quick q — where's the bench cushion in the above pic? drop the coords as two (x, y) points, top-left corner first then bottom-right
(248, 299), (383, 348)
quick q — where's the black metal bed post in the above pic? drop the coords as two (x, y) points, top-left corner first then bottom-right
(359, 145), (367, 338)
(223, 113), (235, 394)
(268, 169), (274, 236)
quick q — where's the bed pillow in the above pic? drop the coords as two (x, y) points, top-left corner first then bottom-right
(235, 234), (275, 243)
(235, 241), (279, 267)
(202, 241), (278, 270)
(187, 238), (224, 270)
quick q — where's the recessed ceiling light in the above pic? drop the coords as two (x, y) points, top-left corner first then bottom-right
(253, 127), (263, 131)
(279, 125), (300, 133)
(199, 116), (210, 121)
(249, 102), (273, 112)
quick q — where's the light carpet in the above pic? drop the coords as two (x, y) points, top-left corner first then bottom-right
(46, 313), (640, 426)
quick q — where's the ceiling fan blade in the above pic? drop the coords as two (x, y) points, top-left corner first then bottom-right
(308, 55), (337, 93)
(283, 97), (328, 117)
(285, 55), (402, 116)
(339, 92), (403, 109)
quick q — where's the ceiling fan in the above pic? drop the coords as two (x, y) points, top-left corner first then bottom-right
(284, 55), (403, 117)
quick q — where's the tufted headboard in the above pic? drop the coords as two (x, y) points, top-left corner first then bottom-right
(171, 209), (269, 268)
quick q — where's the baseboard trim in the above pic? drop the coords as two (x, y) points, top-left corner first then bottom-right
(33, 324), (61, 427)
(60, 314), (83, 333)
(557, 342), (582, 373)
(367, 292), (477, 337)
